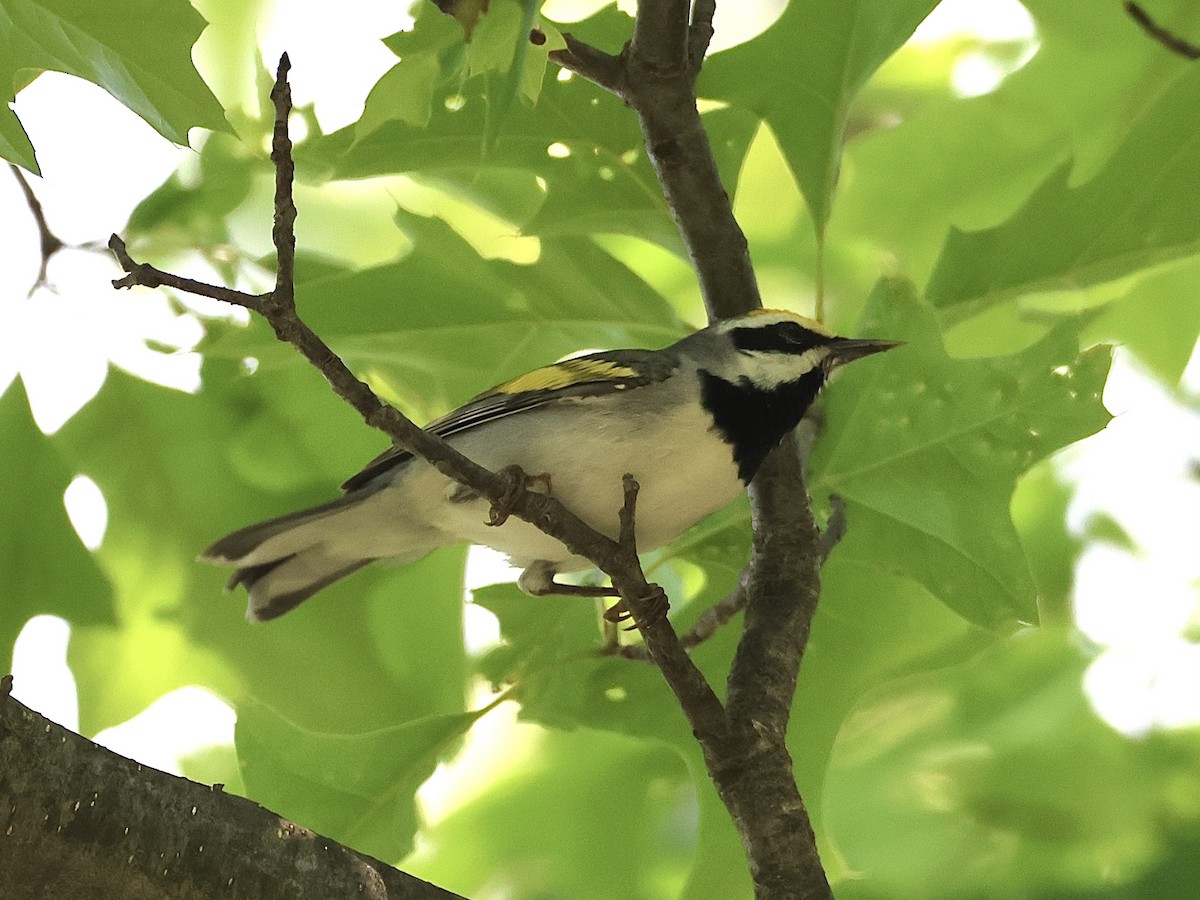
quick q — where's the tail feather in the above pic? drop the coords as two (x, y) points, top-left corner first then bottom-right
(202, 493), (363, 567)
(234, 553), (373, 622)
(202, 488), (442, 621)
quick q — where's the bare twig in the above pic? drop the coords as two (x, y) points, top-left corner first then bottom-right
(608, 476), (732, 741)
(1126, 2), (1200, 59)
(109, 235), (265, 307)
(269, 54), (298, 300)
(549, 33), (626, 96)
(613, 491), (843, 664)
(10, 163), (65, 294)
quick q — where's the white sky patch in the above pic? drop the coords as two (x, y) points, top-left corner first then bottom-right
(463, 546), (518, 656)
(64, 475), (108, 551)
(10, 616), (79, 733)
(911, 0), (1036, 45)
(912, 0), (1038, 98)
(259, 0), (414, 133)
(2, 76), (203, 432)
(1062, 348), (1200, 736)
(93, 687), (237, 777)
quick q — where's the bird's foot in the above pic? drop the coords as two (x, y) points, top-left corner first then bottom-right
(603, 583), (669, 631)
(487, 466), (553, 526)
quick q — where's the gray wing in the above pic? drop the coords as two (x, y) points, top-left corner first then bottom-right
(340, 347), (679, 493)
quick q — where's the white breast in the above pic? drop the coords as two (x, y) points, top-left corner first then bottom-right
(394, 378), (745, 572)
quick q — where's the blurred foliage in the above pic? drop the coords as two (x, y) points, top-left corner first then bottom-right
(0, 0), (228, 173)
(5, 0), (1200, 898)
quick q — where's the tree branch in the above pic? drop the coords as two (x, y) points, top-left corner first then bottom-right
(549, 33), (625, 95)
(0, 683), (466, 900)
(624, 17), (760, 318)
(610, 492), (843, 664)
(630, 0), (691, 74)
(688, 0), (718, 73)
(550, 3), (835, 896)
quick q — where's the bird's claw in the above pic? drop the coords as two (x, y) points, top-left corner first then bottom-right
(487, 466), (552, 527)
(603, 583), (669, 631)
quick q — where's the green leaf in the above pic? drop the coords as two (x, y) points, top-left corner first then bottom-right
(408, 727), (698, 899)
(473, 521), (756, 899)
(1010, 462), (1081, 628)
(126, 132), (257, 249)
(357, 7), (466, 141)
(0, 0), (228, 171)
(361, 1), (565, 151)
(0, 380), (114, 672)
(927, 64), (1200, 321)
(1085, 255), (1200, 385)
(700, 0), (939, 233)
(237, 699), (489, 862)
(810, 277), (1112, 628)
(355, 57), (445, 137)
(310, 5), (756, 253)
(0, 95), (37, 171)
(825, 629), (1200, 897)
(829, 0), (1199, 311)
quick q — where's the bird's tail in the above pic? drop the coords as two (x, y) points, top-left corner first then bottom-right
(201, 491), (437, 622)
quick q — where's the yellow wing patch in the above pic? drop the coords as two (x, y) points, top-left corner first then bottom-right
(494, 357), (641, 395)
(746, 308), (833, 336)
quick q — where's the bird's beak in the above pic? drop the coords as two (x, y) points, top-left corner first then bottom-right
(827, 338), (903, 366)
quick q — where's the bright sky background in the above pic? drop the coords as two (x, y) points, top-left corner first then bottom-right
(3, 0), (1199, 788)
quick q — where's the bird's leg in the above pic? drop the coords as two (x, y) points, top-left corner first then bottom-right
(525, 579), (619, 599)
(519, 562), (669, 631)
(519, 560), (625, 619)
(486, 465), (553, 526)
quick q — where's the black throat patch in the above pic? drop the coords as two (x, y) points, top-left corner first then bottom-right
(700, 369), (826, 483)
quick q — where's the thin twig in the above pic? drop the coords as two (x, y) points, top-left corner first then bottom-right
(549, 33), (626, 96)
(10, 163), (65, 294)
(1126, 2), (1200, 59)
(615, 475), (732, 743)
(611, 489), (844, 663)
(269, 53), (298, 301)
(109, 235), (267, 307)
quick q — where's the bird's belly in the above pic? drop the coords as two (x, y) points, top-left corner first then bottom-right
(409, 401), (745, 569)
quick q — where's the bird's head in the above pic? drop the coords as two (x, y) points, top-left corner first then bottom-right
(704, 309), (900, 389)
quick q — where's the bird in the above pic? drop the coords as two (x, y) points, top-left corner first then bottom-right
(202, 310), (898, 622)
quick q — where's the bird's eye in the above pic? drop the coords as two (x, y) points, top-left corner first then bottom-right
(780, 321), (807, 343)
